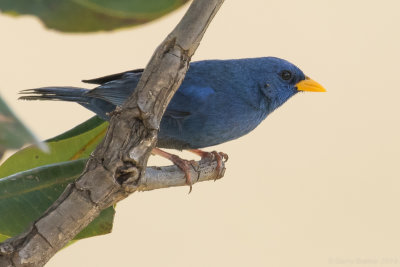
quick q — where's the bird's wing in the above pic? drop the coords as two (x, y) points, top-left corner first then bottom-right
(164, 109), (191, 119)
(162, 109), (192, 132)
(84, 72), (142, 106)
(82, 69), (144, 85)
(84, 69), (215, 126)
(162, 85), (215, 122)
(157, 84), (216, 149)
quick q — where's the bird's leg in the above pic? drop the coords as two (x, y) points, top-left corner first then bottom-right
(188, 149), (228, 179)
(152, 148), (195, 193)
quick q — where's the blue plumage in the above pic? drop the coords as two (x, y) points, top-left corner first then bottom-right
(20, 57), (323, 150)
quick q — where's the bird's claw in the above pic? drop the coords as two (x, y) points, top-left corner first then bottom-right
(189, 149), (228, 180)
(152, 148), (196, 193)
(152, 148), (228, 193)
(209, 151), (227, 180)
(169, 155), (195, 193)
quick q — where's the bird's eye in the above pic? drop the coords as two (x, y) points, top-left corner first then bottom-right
(280, 70), (293, 81)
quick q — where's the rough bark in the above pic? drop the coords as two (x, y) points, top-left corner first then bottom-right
(0, 0), (225, 266)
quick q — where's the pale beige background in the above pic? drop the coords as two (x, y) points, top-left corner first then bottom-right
(1, 0), (400, 266)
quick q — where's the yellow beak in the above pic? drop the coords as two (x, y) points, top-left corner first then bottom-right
(296, 76), (326, 92)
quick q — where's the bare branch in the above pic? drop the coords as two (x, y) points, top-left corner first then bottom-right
(0, 0), (225, 266)
(141, 159), (225, 192)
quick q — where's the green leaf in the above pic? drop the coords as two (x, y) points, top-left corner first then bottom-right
(0, 116), (108, 178)
(0, 117), (113, 241)
(47, 115), (106, 142)
(0, 0), (189, 32)
(0, 233), (10, 243)
(0, 159), (115, 240)
(0, 94), (45, 159)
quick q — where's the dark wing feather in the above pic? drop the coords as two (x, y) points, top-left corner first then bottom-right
(84, 72), (142, 106)
(82, 69), (144, 85)
(163, 109), (191, 133)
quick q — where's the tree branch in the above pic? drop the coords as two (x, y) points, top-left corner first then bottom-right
(141, 159), (225, 192)
(0, 0), (225, 266)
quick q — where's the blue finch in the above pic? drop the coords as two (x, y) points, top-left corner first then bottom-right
(20, 57), (325, 189)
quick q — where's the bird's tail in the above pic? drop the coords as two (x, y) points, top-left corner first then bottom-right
(19, 86), (116, 120)
(19, 87), (90, 103)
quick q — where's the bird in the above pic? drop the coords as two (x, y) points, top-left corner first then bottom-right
(20, 57), (325, 191)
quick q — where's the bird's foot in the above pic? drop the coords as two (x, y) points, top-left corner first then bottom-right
(189, 149), (228, 179)
(152, 148), (196, 193)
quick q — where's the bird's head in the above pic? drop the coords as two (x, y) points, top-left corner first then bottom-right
(258, 57), (326, 112)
